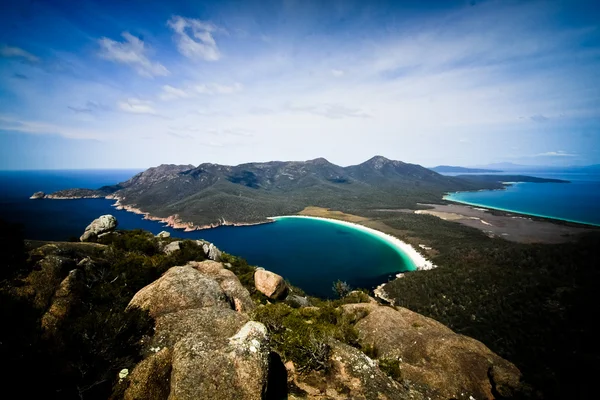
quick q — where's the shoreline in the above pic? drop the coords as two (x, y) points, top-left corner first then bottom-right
(443, 195), (600, 228)
(268, 215), (435, 272)
(108, 196), (274, 231)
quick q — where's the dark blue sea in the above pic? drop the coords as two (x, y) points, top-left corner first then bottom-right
(444, 171), (600, 226)
(0, 170), (409, 297)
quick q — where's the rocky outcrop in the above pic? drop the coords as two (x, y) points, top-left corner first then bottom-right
(80, 215), (118, 242)
(124, 262), (270, 400)
(128, 266), (230, 318)
(189, 260), (255, 312)
(162, 241), (181, 255)
(342, 303), (525, 400)
(168, 321), (269, 400)
(254, 268), (288, 299)
(197, 240), (222, 261)
(30, 191), (45, 199)
(285, 294), (311, 308)
(41, 269), (83, 335)
(156, 231), (170, 238)
(124, 348), (173, 400)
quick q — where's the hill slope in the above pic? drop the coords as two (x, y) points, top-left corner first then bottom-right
(48, 156), (500, 227)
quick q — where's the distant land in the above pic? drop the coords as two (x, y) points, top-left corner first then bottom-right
(40, 156), (567, 230)
(430, 165), (503, 173)
(471, 162), (600, 172)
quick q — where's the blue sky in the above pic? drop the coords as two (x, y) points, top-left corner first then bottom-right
(0, 0), (599, 169)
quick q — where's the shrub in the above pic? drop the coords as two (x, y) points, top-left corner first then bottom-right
(378, 358), (402, 382)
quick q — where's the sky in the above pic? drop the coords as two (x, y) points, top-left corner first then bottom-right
(0, 0), (599, 169)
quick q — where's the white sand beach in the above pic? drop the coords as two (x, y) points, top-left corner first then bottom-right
(268, 215), (435, 271)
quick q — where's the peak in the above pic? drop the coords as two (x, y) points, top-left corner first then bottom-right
(306, 157), (331, 165)
(366, 155), (391, 163)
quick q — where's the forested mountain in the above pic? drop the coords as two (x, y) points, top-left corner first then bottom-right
(48, 156), (500, 226)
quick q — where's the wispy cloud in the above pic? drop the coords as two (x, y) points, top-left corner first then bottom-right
(535, 151), (578, 157)
(159, 82), (242, 100)
(0, 45), (39, 63)
(286, 103), (371, 119)
(117, 98), (157, 114)
(168, 16), (223, 61)
(0, 115), (100, 139)
(13, 73), (28, 80)
(98, 32), (169, 77)
(68, 101), (109, 114)
(159, 85), (192, 100)
(331, 69), (345, 77)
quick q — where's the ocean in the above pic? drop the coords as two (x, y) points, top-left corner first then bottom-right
(0, 169), (410, 297)
(444, 171), (600, 226)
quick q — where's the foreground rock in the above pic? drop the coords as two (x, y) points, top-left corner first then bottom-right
(189, 260), (255, 312)
(80, 214), (118, 242)
(156, 230), (170, 238)
(254, 268), (288, 299)
(128, 266), (229, 318)
(30, 191), (45, 199)
(170, 321), (270, 399)
(342, 302), (526, 400)
(124, 262), (270, 400)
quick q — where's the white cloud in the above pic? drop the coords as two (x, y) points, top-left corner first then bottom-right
(160, 85), (191, 100)
(118, 98), (157, 114)
(535, 151), (577, 157)
(195, 82), (242, 94)
(331, 69), (344, 77)
(0, 45), (39, 63)
(0, 115), (100, 139)
(168, 16), (223, 61)
(98, 32), (169, 77)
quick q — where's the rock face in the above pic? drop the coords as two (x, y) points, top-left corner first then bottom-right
(156, 231), (170, 238)
(30, 191), (45, 199)
(80, 214), (118, 242)
(124, 262), (271, 400)
(41, 269), (83, 335)
(342, 303), (525, 400)
(189, 260), (255, 312)
(128, 266), (230, 318)
(254, 268), (288, 299)
(170, 321), (270, 400)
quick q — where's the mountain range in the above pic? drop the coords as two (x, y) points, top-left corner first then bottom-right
(48, 156), (538, 227)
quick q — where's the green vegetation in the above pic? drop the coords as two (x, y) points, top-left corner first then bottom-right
(252, 302), (361, 372)
(367, 210), (600, 400)
(378, 358), (402, 382)
(0, 227), (210, 399)
(49, 157), (501, 227)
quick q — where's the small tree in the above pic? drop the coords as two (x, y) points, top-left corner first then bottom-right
(332, 280), (352, 298)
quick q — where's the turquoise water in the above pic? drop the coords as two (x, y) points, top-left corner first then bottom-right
(445, 172), (600, 226)
(0, 170), (412, 297)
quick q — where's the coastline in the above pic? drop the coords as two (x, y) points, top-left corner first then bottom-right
(268, 215), (435, 272)
(107, 196), (274, 231)
(443, 194), (600, 228)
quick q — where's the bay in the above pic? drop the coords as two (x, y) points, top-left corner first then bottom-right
(0, 170), (411, 297)
(444, 171), (600, 226)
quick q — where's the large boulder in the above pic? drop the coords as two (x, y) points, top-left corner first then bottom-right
(128, 266), (230, 318)
(156, 230), (170, 238)
(80, 215), (117, 242)
(254, 268), (288, 299)
(342, 303), (525, 400)
(170, 321), (270, 400)
(190, 260), (255, 312)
